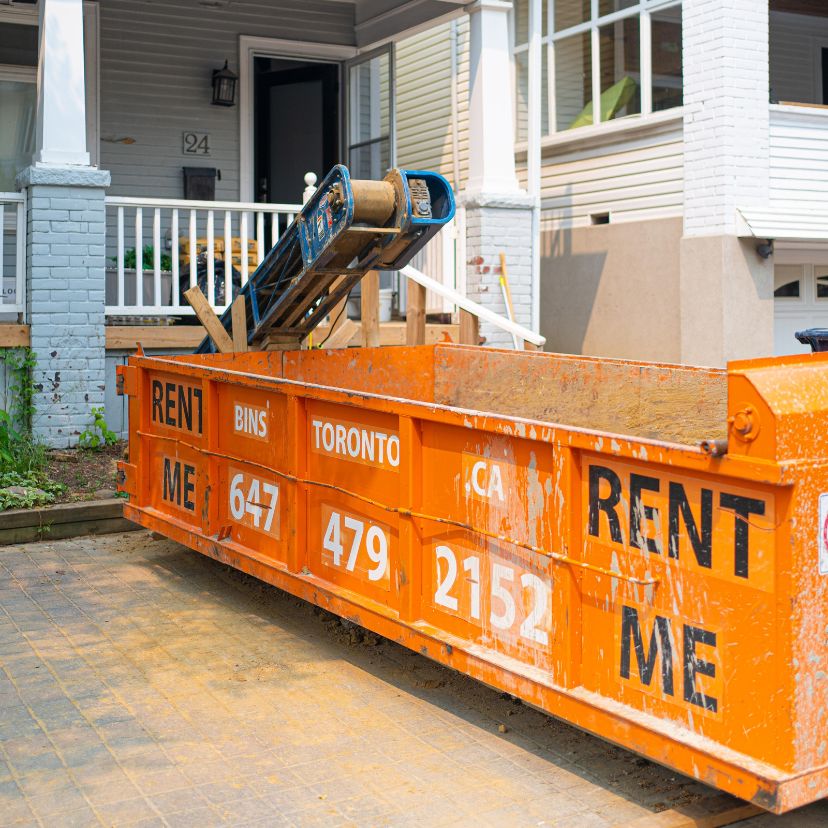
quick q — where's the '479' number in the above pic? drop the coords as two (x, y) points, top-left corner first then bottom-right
(322, 507), (389, 585)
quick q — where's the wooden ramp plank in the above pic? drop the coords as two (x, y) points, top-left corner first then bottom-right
(184, 286), (234, 354)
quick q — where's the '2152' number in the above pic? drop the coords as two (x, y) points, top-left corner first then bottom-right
(433, 545), (550, 646)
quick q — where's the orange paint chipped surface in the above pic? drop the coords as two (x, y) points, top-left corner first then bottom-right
(118, 343), (828, 814)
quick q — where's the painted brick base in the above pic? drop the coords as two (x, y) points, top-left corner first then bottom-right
(464, 198), (534, 348)
(19, 165), (111, 448)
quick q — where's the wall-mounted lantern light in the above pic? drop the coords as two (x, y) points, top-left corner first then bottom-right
(211, 61), (237, 107)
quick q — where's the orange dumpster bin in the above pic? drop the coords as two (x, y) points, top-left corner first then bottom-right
(117, 343), (828, 813)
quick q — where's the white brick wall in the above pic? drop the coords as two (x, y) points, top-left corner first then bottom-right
(465, 205), (533, 348)
(683, 0), (769, 236)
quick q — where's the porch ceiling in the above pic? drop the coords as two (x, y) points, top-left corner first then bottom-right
(190, 0), (471, 47)
(352, 0), (469, 47)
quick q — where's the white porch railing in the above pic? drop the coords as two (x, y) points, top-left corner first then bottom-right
(104, 196), (301, 316)
(0, 192), (26, 321)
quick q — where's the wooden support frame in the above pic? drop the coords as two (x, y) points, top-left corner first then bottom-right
(231, 295), (248, 353)
(0, 325), (31, 348)
(459, 309), (479, 346)
(322, 319), (360, 350)
(405, 279), (426, 346)
(361, 270), (380, 348)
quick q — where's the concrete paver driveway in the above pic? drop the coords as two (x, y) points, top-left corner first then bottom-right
(1, 532), (827, 827)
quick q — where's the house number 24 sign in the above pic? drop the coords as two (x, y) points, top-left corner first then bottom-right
(182, 131), (211, 156)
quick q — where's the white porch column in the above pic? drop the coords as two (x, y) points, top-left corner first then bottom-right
(35, 0), (90, 166)
(679, 0), (772, 365)
(466, 0), (520, 196)
(463, 0), (535, 347)
(17, 0), (110, 447)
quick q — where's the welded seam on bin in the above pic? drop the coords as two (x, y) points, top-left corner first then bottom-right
(137, 429), (659, 586)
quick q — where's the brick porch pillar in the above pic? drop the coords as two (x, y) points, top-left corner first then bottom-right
(18, 167), (110, 448)
(16, 0), (110, 447)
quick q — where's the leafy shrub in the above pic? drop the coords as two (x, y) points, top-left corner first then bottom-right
(0, 414), (65, 510)
(79, 407), (118, 449)
(0, 471), (65, 510)
(120, 246), (173, 272)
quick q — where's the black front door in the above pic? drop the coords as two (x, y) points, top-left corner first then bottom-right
(254, 58), (339, 205)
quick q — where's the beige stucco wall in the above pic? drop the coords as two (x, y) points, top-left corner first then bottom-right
(679, 235), (773, 366)
(539, 217), (683, 363)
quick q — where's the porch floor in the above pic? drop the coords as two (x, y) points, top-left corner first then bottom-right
(1, 532), (825, 827)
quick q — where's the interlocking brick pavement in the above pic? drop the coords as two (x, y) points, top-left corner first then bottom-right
(0, 532), (826, 827)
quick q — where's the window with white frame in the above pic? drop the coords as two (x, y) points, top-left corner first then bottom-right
(0, 3), (99, 190)
(0, 21), (37, 192)
(513, 0), (682, 140)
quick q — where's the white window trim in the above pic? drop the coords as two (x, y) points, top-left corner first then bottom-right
(773, 265), (805, 305)
(345, 43), (396, 172)
(238, 36), (357, 203)
(815, 268), (828, 302)
(515, 103), (682, 154)
(513, 0), (681, 139)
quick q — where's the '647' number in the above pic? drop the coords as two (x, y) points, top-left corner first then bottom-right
(433, 545), (550, 646)
(229, 472), (279, 534)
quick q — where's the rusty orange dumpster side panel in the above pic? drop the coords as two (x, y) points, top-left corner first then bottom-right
(117, 344), (828, 813)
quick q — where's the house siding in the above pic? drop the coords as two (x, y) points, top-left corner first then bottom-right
(521, 118), (684, 229)
(395, 19), (682, 231)
(395, 18), (470, 191)
(394, 19), (470, 310)
(769, 105), (828, 211)
(98, 0), (356, 202)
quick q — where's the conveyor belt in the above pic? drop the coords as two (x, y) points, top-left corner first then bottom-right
(196, 165), (455, 353)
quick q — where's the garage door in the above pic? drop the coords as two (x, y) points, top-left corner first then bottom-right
(774, 263), (828, 355)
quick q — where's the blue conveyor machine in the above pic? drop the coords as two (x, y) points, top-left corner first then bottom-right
(196, 164), (455, 353)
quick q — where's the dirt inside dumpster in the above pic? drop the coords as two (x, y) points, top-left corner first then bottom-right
(280, 345), (728, 448)
(432, 347), (728, 446)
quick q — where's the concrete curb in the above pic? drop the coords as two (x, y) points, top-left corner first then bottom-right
(0, 498), (140, 545)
